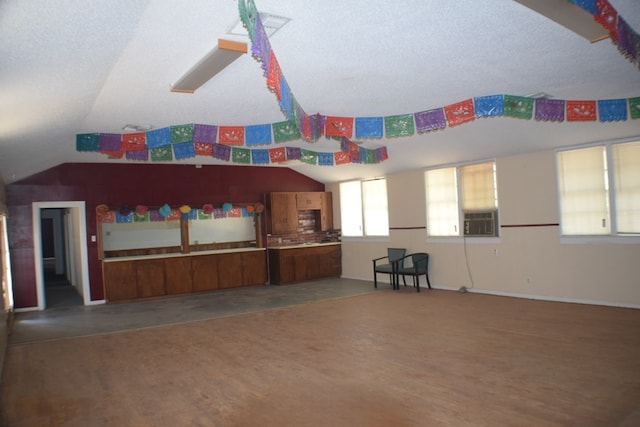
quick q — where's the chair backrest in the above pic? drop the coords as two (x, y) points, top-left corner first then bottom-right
(388, 248), (406, 266)
(411, 253), (429, 273)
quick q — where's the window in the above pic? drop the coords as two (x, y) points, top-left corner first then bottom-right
(425, 161), (498, 237)
(340, 178), (389, 237)
(557, 140), (640, 236)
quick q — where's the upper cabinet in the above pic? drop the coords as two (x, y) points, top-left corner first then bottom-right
(296, 192), (322, 210)
(320, 192), (333, 231)
(270, 192), (298, 234)
(270, 191), (333, 235)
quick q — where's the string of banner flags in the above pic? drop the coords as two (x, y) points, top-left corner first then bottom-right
(76, 0), (640, 167)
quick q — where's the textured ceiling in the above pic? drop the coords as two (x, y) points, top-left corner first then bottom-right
(1, 0), (639, 184)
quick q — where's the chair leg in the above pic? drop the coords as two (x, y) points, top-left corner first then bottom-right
(416, 276), (420, 292)
(426, 273), (432, 289)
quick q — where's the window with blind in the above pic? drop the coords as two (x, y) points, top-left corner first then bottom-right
(558, 140), (640, 236)
(340, 178), (389, 237)
(425, 161), (498, 237)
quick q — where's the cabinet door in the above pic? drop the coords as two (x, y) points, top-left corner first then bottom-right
(320, 192), (333, 231)
(218, 253), (244, 289)
(296, 192), (322, 210)
(191, 255), (219, 292)
(242, 251), (267, 286)
(165, 257), (193, 295)
(271, 192), (298, 234)
(136, 259), (166, 298)
(103, 261), (137, 301)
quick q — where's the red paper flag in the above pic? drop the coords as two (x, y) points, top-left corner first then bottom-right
(218, 126), (245, 145)
(325, 116), (354, 138)
(122, 132), (146, 151)
(334, 151), (351, 165)
(194, 142), (213, 156)
(269, 147), (286, 162)
(444, 99), (475, 127)
(596, 0), (618, 40)
(267, 50), (282, 99)
(566, 100), (597, 121)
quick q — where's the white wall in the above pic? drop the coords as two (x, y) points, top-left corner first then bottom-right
(331, 149), (640, 308)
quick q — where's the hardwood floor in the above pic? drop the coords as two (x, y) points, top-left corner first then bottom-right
(2, 287), (640, 426)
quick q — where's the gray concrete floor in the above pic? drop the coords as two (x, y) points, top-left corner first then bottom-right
(9, 278), (381, 345)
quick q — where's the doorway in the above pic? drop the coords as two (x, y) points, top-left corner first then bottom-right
(32, 202), (92, 310)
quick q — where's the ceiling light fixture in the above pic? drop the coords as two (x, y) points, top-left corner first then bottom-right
(122, 124), (153, 132)
(513, 0), (609, 43)
(170, 38), (248, 94)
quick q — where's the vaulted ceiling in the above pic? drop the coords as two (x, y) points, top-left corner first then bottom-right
(1, 0), (639, 184)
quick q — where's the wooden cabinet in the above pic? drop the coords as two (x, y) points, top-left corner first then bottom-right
(268, 244), (341, 285)
(296, 192), (322, 210)
(218, 253), (244, 289)
(103, 261), (138, 301)
(270, 191), (334, 234)
(242, 250), (268, 286)
(136, 259), (166, 298)
(103, 249), (267, 302)
(320, 192), (333, 231)
(270, 192), (298, 234)
(191, 254), (219, 292)
(165, 257), (192, 295)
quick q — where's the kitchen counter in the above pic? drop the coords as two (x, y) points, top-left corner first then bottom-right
(268, 243), (341, 285)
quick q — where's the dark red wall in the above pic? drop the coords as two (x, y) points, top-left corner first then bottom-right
(6, 162), (324, 308)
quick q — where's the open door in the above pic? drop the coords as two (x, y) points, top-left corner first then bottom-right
(32, 202), (91, 310)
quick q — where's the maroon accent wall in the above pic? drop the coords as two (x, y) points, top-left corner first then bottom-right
(6, 163), (325, 308)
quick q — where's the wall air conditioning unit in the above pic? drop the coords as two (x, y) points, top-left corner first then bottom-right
(463, 210), (498, 237)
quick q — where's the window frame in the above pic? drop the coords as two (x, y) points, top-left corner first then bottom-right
(424, 160), (500, 242)
(556, 138), (640, 243)
(339, 177), (390, 240)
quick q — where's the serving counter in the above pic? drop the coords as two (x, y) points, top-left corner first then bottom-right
(103, 247), (267, 302)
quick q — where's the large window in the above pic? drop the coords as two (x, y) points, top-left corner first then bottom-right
(425, 161), (498, 237)
(340, 178), (389, 237)
(557, 140), (640, 236)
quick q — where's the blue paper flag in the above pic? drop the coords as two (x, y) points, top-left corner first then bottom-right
(355, 117), (384, 138)
(245, 124), (272, 146)
(146, 127), (171, 148)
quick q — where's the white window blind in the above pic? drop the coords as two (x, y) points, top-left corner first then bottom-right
(460, 162), (497, 211)
(425, 167), (459, 236)
(362, 179), (389, 236)
(339, 181), (363, 236)
(557, 146), (610, 235)
(613, 141), (640, 233)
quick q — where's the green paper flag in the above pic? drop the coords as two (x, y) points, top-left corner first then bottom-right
(504, 95), (534, 119)
(232, 147), (251, 164)
(170, 124), (194, 144)
(300, 149), (318, 165)
(150, 146), (173, 161)
(272, 120), (301, 143)
(629, 97), (640, 120)
(384, 114), (415, 137)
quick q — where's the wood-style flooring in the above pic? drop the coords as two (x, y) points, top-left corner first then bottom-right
(2, 285), (640, 426)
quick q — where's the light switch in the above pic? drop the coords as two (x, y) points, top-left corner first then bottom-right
(91, 235), (97, 242)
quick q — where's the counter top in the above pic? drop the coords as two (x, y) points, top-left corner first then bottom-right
(103, 247), (265, 262)
(268, 242), (341, 250)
